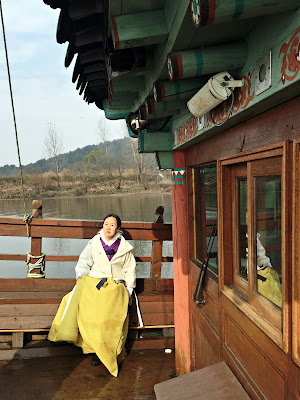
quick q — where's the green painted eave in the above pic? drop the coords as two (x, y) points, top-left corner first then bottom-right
(105, 2), (300, 159)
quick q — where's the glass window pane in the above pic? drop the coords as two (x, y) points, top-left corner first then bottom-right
(255, 176), (282, 308)
(198, 164), (218, 274)
(237, 178), (248, 280)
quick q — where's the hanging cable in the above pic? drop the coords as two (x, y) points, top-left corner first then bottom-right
(0, 0), (32, 234)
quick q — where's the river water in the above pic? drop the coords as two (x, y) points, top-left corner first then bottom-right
(0, 193), (173, 279)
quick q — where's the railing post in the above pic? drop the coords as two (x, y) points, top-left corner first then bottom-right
(32, 199), (43, 219)
(151, 206), (164, 280)
(28, 200), (43, 277)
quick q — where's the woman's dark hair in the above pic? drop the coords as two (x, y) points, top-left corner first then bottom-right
(103, 214), (122, 228)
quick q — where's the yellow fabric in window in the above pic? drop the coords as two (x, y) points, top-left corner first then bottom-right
(257, 266), (282, 308)
(48, 275), (129, 377)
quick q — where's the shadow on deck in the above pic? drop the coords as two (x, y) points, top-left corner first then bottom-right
(0, 348), (175, 400)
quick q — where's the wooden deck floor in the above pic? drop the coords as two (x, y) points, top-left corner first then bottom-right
(0, 349), (175, 400)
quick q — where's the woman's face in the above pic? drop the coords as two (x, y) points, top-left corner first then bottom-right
(103, 217), (119, 240)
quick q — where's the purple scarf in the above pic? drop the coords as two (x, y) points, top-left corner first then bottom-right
(100, 237), (121, 261)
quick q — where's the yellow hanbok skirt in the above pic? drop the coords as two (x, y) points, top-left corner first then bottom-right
(257, 266), (282, 308)
(48, 275), (129, 377)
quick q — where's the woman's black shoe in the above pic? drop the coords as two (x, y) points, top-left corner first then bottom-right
(91, 354), (102, 366)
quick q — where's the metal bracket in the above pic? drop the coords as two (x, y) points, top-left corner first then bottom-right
(255, 51), (272, 95)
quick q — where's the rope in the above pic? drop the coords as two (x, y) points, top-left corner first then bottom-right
(26, 253), (46, 278)
(0, 1), (32, 235)
(23, 214), (33, 237)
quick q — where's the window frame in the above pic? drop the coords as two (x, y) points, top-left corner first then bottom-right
(219, 142), (288, 350)
(192, 163), (218, 278)
(231, 164), (248, 298)
(293, 139), (300, 366)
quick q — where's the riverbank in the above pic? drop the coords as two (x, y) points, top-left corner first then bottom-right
(0, 171), (172, 200)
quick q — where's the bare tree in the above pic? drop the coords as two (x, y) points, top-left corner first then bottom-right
(110, 154), (128, 190)
(43, 123), (64, 187)
(121, 119), (145, 185)
(97, 114), (111, 177)
(129, 137), (144, 183)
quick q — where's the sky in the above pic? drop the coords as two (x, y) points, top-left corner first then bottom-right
(0, 0), (126, 167)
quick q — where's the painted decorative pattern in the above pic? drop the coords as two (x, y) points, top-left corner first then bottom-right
(191, 0), (201, 27)
(206, 103), (229, 127)
(207, 71), (255, 127)
(176, 116), (198, 146)
(176, 71), (254, 145)
(279, 27), (300, 84)
(172, 169), (186, 185)
(111, 17), (120, 50)
(233, 70), (255, 111)
(153, 84), (158, 102)
(153, 82), (165, 102)
(167, 56), (173, 79)
(233, 0), (245, 20)
(190, 0), (216, 27)
(167, 53), (183, 80)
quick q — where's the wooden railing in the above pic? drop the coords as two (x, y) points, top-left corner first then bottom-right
(0, 201), (173, 284)
(0, 202), (174, 358)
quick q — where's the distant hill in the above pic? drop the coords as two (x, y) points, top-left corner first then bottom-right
(0, 144), (99, 176)
(0, 138), (156, 176)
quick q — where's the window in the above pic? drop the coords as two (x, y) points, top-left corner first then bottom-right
(194, 163), (218, 275)
(220, 145), (286, 336)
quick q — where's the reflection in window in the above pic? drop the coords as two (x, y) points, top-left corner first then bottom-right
(255, 176), (282, 308)
(196, 164), (218, 274)
(237, 178), (248, 280)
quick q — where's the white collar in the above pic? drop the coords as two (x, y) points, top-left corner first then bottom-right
(99, 229), (122, 246)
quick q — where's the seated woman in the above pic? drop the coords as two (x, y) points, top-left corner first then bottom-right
(255, 233), (282, 308)
(48, 214), (136, 377)
(241, 231), (282, 308)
